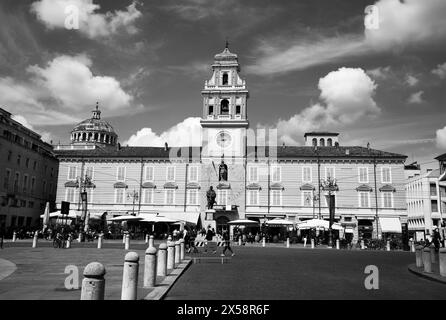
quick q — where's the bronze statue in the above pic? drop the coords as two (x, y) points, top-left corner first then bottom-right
(219, 160), (228, 182)
(206, 186), (217, 209)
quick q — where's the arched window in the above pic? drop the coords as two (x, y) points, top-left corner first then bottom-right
(208, 105), (214, 115)
(88, 133), (92, 141)
(82, 133), (87, 141)
(220, 99), (229, 115)
(320, 138), (325, 147)
(312, 138), (317, 147)
(335, 142), (339, 147)
(106, 135), (109, 144)
(222, 73), (229, 85)
(327, 138), (333, 147)
(94, 133), (98, 141)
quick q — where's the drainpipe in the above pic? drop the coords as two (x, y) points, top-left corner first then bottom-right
(373, 157), (379, 239)
(138, 158), (143, 216)
(184, 162), (189, 212)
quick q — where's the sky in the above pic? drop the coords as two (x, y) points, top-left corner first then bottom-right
(0, 0), (445, 169)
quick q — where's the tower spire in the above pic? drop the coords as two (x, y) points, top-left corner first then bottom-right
(92, 102), (101, 120)
(225, 37), (229, 50)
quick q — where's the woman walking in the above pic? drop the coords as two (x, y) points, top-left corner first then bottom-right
(221, 230), (235, 257)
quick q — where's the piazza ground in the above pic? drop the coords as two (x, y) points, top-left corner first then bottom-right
(0, 241), (445, 300)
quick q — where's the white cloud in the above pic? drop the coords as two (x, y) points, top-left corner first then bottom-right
(432, 62), (446, 79)
(125, 117), (202, 147)
(277, 67), (380, 144)
(436, 126), (446, 149)
(405, 75), (419, 87)
(31, 0), (142, 39)
(11, 114), (53, 143)
(0, 55), (135, 126)
(366, 66), (391, 80)
(247, 0), (446, 75)
(407, 91), (424, 104)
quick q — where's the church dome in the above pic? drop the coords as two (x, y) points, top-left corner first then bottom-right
(70, 103), (118, 147)
(214, 47), (238, 62)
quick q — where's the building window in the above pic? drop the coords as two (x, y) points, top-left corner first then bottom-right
(359, 167), (369, 183)
(302, 191), (313, 207)
(217, 190), (228, 206)
(236, 105), (241, 115)
(68, 167), (77, 180)
(166, 166), (175, 182)
(220, 99), (230, 115)
(208, 105), (214, 116)
(382, 192), (393, 208)
(26, 158), (30, 168)
(271, 190), (282, 206)
(271, 166), (281, 183)
(19, 200), (26, 208)
(143, 189), (154, 204)
(359, 192), (370, 208)
(247, 190), (259, 205)
(3, 169), (11, 190)
(7, 151), (12, 162)
(222, 73), (229, 85)
(249, 166), (258, 182)
(33, 161), (37, 171)
(430, 184), (437, 197)
(144, 166), (154, 181)
(66, 188), (76, 203)
(189, 166), (198, 182)
(115, 189), (126, 204)
(43, 181), (47, 196)
(85, 167), (94, 180)
(187, 189), (198, 205)
(312, 138), (317, 147)
(303, 167), (312, 183)
(14, 172), (20, 192)
(117, 167), (126, 182)
(431, 200), (438, 212)
(325, 167), (335, 180)
(320, 138), (325, 147)
(23, 175), (28, 193)
(31, 177), (35, 194)
(17, 155), (21, 166)
(327, 138), (333, 147)
(28, 201), (34, 208)
(165, 189), (175, 205)
(381, 167), (392, 183)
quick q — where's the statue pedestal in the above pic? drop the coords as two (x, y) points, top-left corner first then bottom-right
(204, 210), (216, 230)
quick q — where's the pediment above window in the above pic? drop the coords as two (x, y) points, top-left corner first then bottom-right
(114, 182), (128, 189)
(356, 184), (373, 192)
(246, 183), (262, 190)
(270, 183), (284, 190)
(142, 182), (157, 189)
(379, 184), (396, 192)
(164, 182), (179, 189)
(217, 182), (231, 190)
(300, 183), (315, 191)
(186, 183), (201, 190)
(65, 181), (79, 188)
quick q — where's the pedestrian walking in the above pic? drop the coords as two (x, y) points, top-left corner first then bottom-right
(204, 225), (216, 254)
(221, 230), (235, 257)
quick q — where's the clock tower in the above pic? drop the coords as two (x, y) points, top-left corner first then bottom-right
(201, 43), (249, 158)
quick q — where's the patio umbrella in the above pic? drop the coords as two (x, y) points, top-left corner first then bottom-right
(110, 215), (143, 222)
(140, 216), (179, 223)
(265, 219), (295, 227)
(228, 219), (260, 225)
(42, 202), (50, 231)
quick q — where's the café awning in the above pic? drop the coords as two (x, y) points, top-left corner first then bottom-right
(379, 217), (402, 233)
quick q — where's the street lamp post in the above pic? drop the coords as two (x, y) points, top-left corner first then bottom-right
(127, 190), (139, 216)
(322, 177), (338, 248)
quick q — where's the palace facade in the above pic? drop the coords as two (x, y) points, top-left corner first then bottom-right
(54, 46), (408, 242)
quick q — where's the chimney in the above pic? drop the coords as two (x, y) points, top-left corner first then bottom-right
(164, 142), (169, 152)
(367, 142), (370, 150)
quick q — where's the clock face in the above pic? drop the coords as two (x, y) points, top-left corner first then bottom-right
(216, 131), (232, 148)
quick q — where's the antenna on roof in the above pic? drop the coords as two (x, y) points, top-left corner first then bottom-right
(225, 37), (229, 49)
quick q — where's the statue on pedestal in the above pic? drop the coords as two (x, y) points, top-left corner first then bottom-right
(219, 160), (228, 182)
(206, 186), (217, 209)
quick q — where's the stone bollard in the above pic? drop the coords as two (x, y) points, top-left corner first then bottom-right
(429, 244), (436, 264)
(262, 237), (266, 247)
(238, 237), (242, 246)
(423, 247), (432, 273)
(439, 248), (446, 277)
(167, 241), (175, 271)
(168, 235), (172, 242)
(180, 239), (185, 260)
(81, 262), (106, 300)
(157, 243), (168, 277)
(78, 233), (82, 243)
(66, 235), (72, 249)
(144, 247), (157, 288)
(336, 239), (340, 250)
(121, 252), (139, 300)
(174, 241), (181, 265)
(149, 236), (155, 248)
(311, 238), (315, 249)
(360, 240), (365, 250)
(410, 241), (415, 253)
(303, 237), (307, 248)
(125, 234), (130, 251)
(12, 232), (17, 242)
(122, 234), (126, 244)
(145, 234), (149, 244)
(415, 245), (424, 268)
(32, 231), (38, 248)
(386, 241), (390, 251)
(286, 238), (290, 248)
(97, 234), (103, 249)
